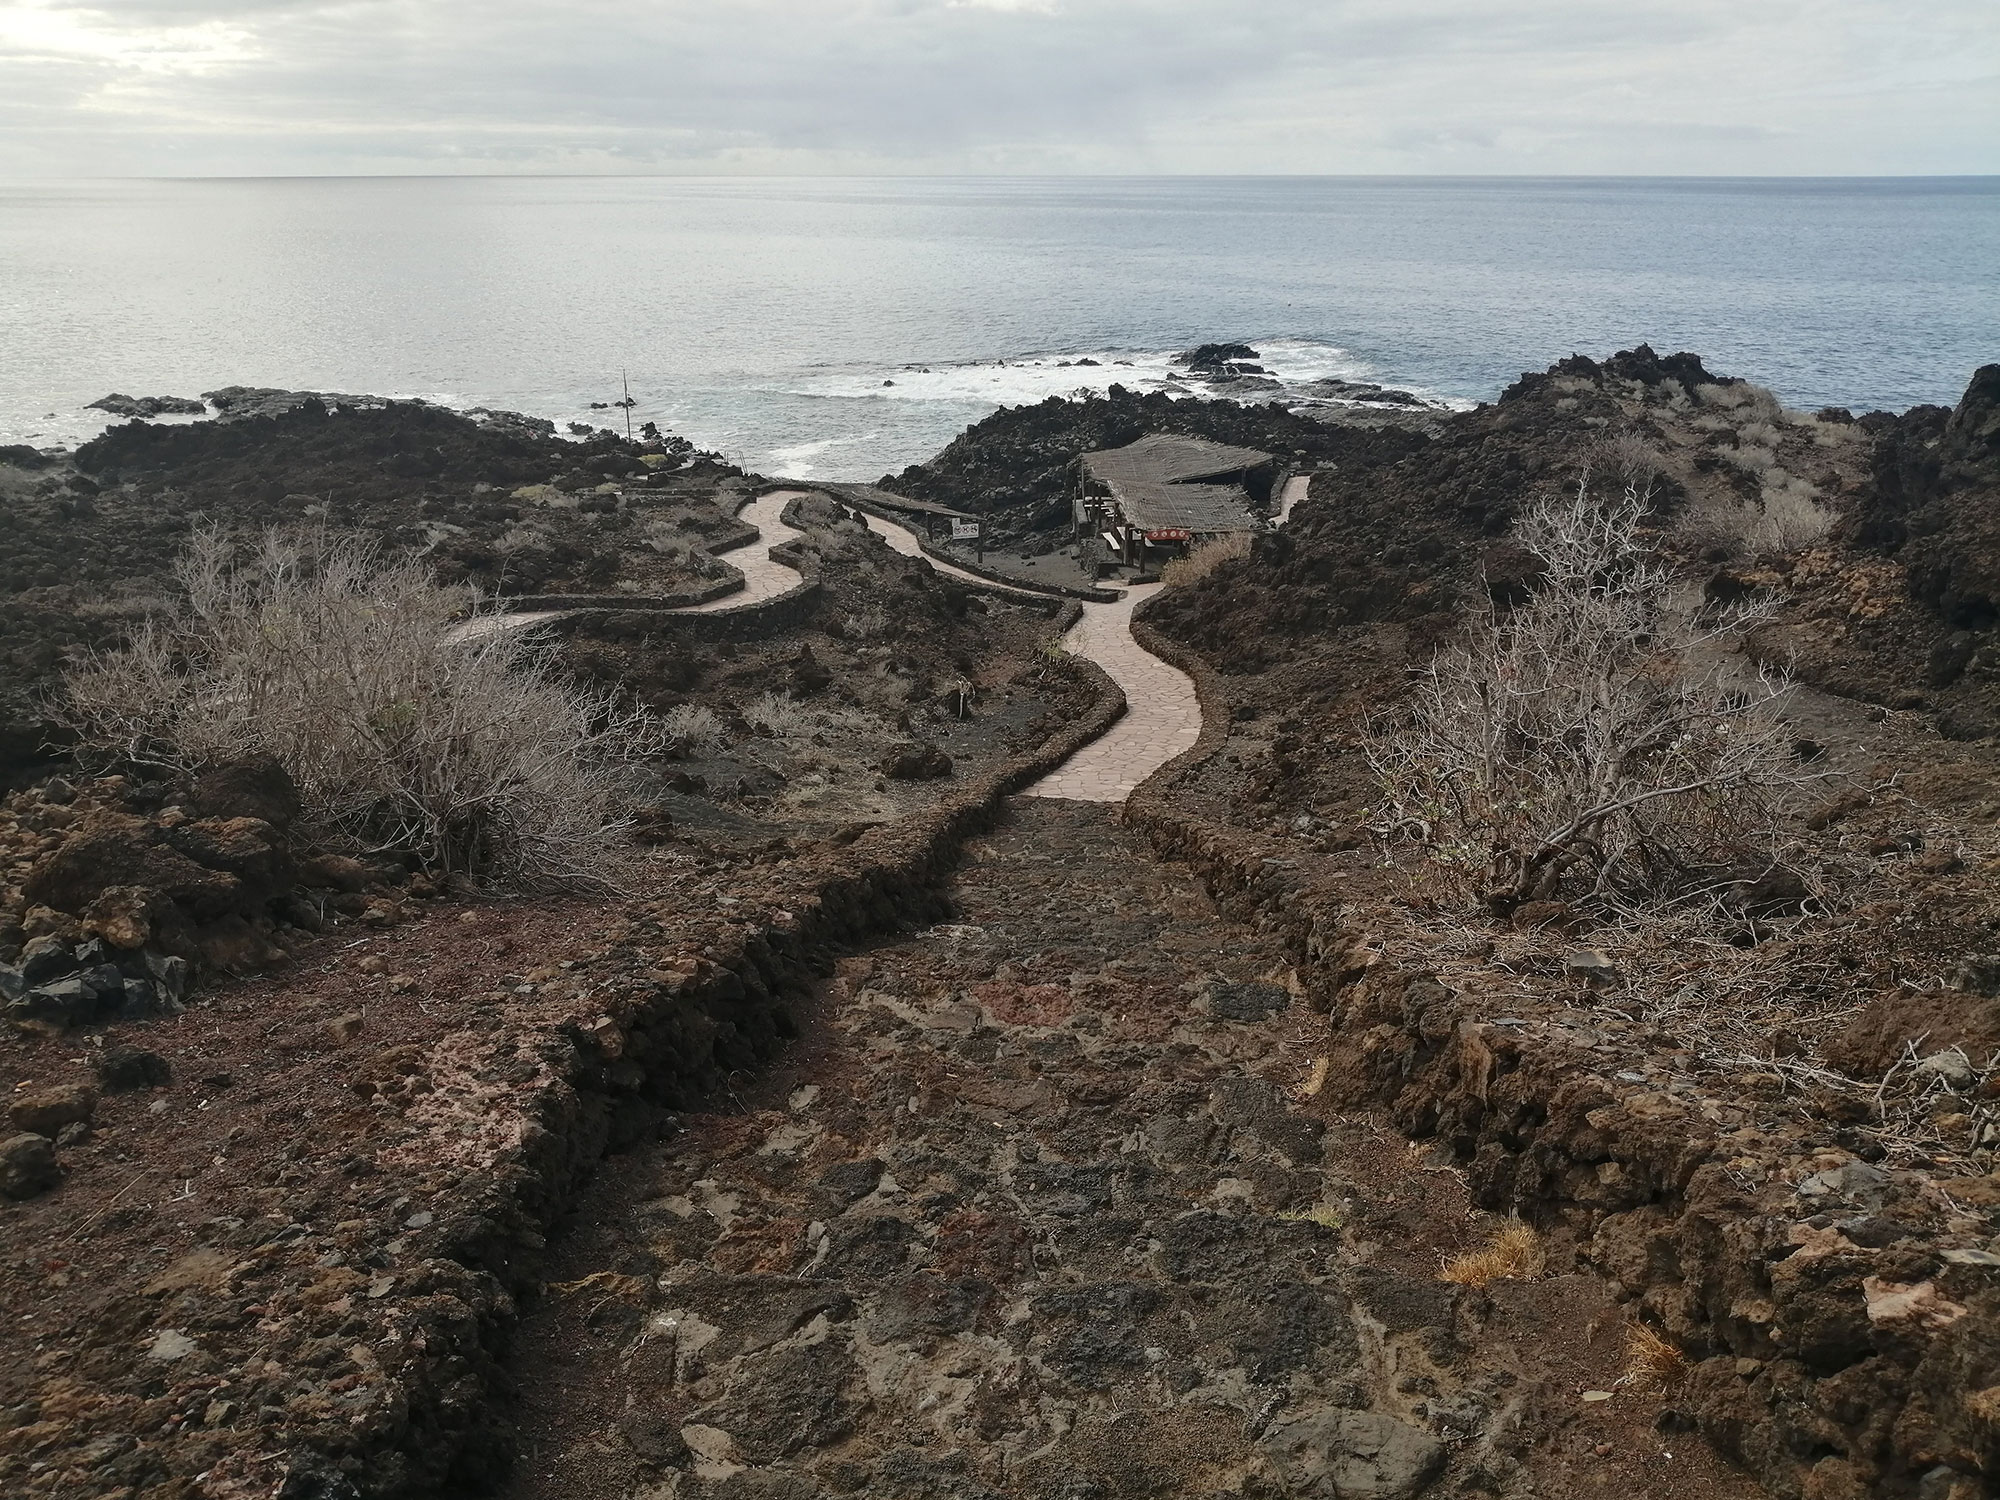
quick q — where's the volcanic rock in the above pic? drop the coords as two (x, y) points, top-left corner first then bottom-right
(9, 1083), (97, 1138)
(98, 1046), (173, 1092)
(192, 755), (303, 828)
(881, 742), (952, 781)
(0, 1132), (60, 1199)
(87, 394), (207, 418)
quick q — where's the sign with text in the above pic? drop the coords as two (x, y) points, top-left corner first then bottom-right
(951, 520), (981, 541)
(1144, 528), (1193, 542)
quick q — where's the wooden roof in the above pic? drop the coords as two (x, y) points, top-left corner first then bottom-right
(1083, 435), (1271, 534)
(1081, 434), (1272, 488)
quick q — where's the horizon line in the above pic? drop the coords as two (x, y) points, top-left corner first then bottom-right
(2, 170), (1997, 185)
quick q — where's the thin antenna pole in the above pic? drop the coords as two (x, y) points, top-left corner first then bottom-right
(621, 369), (634, 441)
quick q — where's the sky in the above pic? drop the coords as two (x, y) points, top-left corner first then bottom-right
(0, 0), (1993, 177)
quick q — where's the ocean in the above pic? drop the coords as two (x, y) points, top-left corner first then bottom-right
(1, 176), (1994, 480)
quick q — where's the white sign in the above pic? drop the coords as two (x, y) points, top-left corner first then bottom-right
(951, 520), (981, 541)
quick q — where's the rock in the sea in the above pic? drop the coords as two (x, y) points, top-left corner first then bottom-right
(87, 393), (206, 418)
(1258, 1407), (1445, 1500)
(1179, 342), (1261, 372)
(9, 1084), (97, 1138)
(0, 1132), (61, 1199)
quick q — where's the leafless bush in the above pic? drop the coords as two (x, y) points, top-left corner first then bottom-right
(63, 525), (663, 889)
(1161, 531), (1252, 589)
(1368, 475), (1815, 916)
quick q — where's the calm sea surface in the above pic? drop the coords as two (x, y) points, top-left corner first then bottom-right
(1, 176), (1995, 479)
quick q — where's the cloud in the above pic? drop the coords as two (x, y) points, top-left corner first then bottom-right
(0, 0), (1992, 174)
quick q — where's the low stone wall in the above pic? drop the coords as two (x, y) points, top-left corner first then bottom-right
(1121, 600), (1998, 1500)
(496, 577), (743, 612)
(267, 658), (1128, 1499)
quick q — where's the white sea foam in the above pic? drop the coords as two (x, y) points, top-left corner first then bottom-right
(786, 338), (1472, 416)
(765, 430), (884, 479)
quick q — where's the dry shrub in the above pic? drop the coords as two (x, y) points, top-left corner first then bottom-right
(1440, 1220), (1543, 1287)
(1370, 475), (1812, 916)
(1622, 1321), (1689, 1391)
(1679, 472), (1835, 560)
(1696, 380), (1785, 424)
(1600, 432), (1662, 489)
(1718, 443), (1774, 476)
(1161, 531), (1253, 589)
(661, 703), (727, 758)
(1756, 475), (1835, 552)
(841, 604), (890, 641)
(743, 691), (818, 738)
(63, 525), (663, 890)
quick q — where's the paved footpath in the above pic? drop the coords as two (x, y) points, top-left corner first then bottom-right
(682, 489), (805, 610)
(1274, 472), (1311, 526)
(859, 509), (1200, 804)
(1022, 582), (1198, 801)
(450, 489), (809, 641)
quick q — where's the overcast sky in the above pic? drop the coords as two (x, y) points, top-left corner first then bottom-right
(0, 0), (1993, 177)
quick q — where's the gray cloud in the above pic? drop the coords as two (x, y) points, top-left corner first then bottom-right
(0, 0), (1992, 174)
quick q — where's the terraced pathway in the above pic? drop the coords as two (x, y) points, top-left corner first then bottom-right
(502, 802), (1479, 1500)
(1021, 582), (1199, 802)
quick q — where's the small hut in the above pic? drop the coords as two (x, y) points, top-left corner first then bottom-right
(1073, 435), (1273, 570)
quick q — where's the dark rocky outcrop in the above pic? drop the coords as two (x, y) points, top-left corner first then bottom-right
(85, 394), (206, 418)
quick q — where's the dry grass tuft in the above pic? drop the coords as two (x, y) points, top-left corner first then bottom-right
(1621, 1321), (1689, 1392)
(1439, 1220), (1544, 1287)
(1161, 531), (1252, 588)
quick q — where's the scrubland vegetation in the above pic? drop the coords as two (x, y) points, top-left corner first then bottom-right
(63, 526), (662, 889)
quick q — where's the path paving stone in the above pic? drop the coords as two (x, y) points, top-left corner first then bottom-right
(1023, 583), (1198, 802)
(501, 801), (1493, 1500)
(681, 489), (805, 610)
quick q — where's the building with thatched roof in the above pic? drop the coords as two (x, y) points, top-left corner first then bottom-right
(1072, 434), (1274, 569)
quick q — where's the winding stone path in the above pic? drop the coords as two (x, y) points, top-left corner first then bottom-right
(683, 489), (806, 610)
(856, 510), (1199, 804)
(449, 489), (809, 641)
(1022, 583), (1199, 802)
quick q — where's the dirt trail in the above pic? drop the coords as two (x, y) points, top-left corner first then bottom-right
(498, 801), (1759, 1500)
